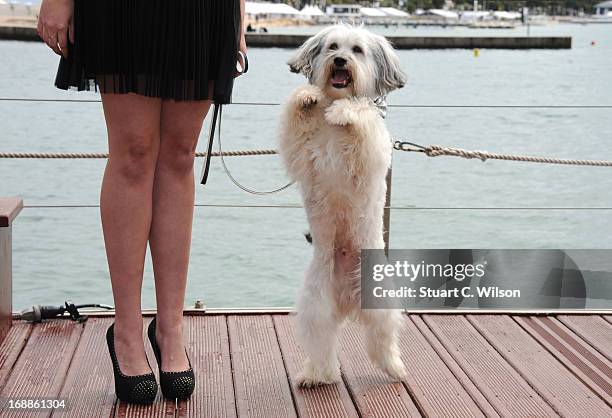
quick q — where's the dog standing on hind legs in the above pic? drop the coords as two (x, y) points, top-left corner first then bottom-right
(278, 25), (408, 387)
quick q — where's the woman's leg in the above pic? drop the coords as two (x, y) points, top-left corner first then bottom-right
(149, 99), (211, 371)
(100, 93), (162, 375)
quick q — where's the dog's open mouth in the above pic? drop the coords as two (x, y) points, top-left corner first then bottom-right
(331, 69), (351, 89)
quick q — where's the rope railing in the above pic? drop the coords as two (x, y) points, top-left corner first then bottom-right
(426, 146), (612, 167)
(0, 149), (278, 159)
(3, 143), (612, 168)
(1, 97), (611, 109)
(393, 141), (612, 167)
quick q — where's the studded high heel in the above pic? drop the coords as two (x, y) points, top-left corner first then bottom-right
(106, 323), (158, 404)
(147, 317), (195, 400)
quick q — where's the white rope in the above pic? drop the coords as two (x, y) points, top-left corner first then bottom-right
(394, 142), (612, 167)
(0, 150), (278, 159)
(3, 143), (612, 168)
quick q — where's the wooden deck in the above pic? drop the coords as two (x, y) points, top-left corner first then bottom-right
(0, 312), (610, 417)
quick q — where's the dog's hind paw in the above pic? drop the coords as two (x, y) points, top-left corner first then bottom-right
(376, 355), (407, 381)
(295, 363), (341, 388)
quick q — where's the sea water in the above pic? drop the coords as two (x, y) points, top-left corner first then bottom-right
(0, 24), (611, 310)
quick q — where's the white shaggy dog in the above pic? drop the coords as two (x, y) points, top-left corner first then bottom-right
(278, 25), (408, 387)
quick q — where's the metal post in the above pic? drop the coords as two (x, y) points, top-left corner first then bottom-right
(383, 163), (392, 257)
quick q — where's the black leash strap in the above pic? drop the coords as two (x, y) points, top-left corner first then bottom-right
(200, 51), (248, 186)
(200, 103), (221, 185)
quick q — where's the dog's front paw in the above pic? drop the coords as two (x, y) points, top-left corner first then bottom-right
(295, 360), (341, 388)
(325, 98), (373, 126)
(324, 99), (357, 126)
(292, 85), (324, 111)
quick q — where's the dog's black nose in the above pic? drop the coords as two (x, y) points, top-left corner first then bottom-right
(334, 57), (347, 67)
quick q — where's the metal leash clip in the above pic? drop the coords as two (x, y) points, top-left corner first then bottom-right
(393, 140), (427, 153)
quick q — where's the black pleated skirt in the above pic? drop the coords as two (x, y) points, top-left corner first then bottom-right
(55, 0), (241, 103)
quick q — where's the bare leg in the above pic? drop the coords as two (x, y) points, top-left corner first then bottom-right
(100, 93), (162, 375)
(149, 99), (211, 371)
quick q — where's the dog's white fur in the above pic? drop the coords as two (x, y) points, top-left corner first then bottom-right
(278, 25), (408, 387)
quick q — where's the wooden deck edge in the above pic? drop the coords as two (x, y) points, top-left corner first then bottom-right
(0, 197), (23, 228)
(12, 308), (612, 319)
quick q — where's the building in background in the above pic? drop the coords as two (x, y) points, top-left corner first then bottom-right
(594, 0), (612, 16)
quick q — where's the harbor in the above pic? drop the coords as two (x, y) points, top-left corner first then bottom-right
(245, 32), (571, 49)
(0, 1), (611, 415)
(1, 20), (610, 309)
(0, 17), (572, 49)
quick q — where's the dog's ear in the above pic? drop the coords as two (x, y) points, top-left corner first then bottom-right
(372, 35), (407, 96)
(287, 29), (330, 81)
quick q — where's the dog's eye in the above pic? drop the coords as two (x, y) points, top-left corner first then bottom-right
(352, 46), (363, 54)
(329, 43), (338, 50)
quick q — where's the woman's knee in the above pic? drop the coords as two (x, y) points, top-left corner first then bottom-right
(158, 133), (199, 176)
(109, 130), (158, 184)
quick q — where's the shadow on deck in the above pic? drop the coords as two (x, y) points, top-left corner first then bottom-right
(0, 312), (610, 417)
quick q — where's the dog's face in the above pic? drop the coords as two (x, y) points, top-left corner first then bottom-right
(288, 25), (406, 100)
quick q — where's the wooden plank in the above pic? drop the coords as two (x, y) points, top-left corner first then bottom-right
(409, 315), (499, 418)
(0, 197), (23, 228)
(273, 315), (358, 418)
(538, 317), (612, 384)
(51, 317), (116, 418)
(114, 317), (176, 418)
(423, 314), (557, 417)
(177, 316), (236, 418)
(558, 315), (612, 362)
(0, 320), (82, 418)
(0, 321), (31, 391)
(514, 316), (612, 402)
(338, 322), (421, 417)
(470, 315), (612, 417)
(399, 316), (487, 418)
(227, 315), (296, 418)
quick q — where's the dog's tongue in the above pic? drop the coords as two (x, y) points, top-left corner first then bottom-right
(332, 70), (349, 84)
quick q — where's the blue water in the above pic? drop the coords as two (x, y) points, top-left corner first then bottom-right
(0, 23), (611, 310)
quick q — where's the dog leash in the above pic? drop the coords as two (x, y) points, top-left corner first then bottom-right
(200, 103), (220, 186)
(200, 52), (295, 194)
(216, 105), (295, 195)
(200, 104), (295, 195)
(200, 51), (248, 186)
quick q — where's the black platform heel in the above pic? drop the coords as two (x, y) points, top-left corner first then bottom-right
(147, 317), (195, 400)
(106, 323), (158, 404)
